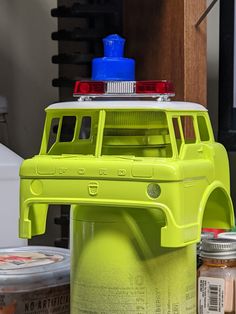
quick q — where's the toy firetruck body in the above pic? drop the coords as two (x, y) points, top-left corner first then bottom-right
(19, 79), (234, 247)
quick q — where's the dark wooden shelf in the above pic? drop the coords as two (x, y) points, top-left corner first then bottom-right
(123, 0), (207, 106)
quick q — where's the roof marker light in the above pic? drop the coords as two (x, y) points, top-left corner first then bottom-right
(74, 81), (105, 95)
(136, 81), (174, 94)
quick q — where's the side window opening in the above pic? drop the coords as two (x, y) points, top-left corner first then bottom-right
(172, 117), (182, 154)
(47, 118), (60, 152)
(59, 116), (76, 142)
(197, 116), (210, 141)
(47, 112), (98, 155)
(79, 116), (92, 140)
(180, 116), (196, 144)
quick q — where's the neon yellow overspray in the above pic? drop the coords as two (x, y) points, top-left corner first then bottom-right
(19, 99), (235, 313)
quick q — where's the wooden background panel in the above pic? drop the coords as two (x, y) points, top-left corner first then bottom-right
(184, 0), (207, 106)
(123, 0), (206, 106)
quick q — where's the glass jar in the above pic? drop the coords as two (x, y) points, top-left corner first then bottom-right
(197, 232), (214, 268)
(198, 238), (236, 314)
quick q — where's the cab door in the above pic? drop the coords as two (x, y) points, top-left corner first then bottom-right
(172, 114), (213, 179)
(171, 114), (214, 224)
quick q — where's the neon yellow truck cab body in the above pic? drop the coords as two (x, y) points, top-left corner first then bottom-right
(19, 100), (235, 247)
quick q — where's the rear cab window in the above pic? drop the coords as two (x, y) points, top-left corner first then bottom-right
(101, 110), (173, 158)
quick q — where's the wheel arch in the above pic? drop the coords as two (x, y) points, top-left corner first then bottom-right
(198, 182), (235, 232)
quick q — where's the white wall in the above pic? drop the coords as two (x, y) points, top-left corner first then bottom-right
(0, 1), (60, 246)
(0, 0), (58, 158)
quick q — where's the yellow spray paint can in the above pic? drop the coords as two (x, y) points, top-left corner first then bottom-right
(71, 206), (195, 314)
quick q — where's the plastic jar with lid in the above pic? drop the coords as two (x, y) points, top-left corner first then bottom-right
(0, 246), (70, 314)
(198, 238), (236, 314)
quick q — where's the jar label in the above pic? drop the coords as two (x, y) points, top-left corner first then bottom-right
(0, 252), (64, 270)
(72, 235), (196, 313)
(0, 285), (70, 314)
(198, 277), (224, 314)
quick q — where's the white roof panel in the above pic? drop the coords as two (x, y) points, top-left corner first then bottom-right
(46, 101), (207, 112)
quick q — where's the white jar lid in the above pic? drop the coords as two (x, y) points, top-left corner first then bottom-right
(217, 232), (236, 240)
(0, 246), (70, 292)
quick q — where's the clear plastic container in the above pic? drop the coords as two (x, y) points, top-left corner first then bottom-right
(198, 238), (236, 314)
(0, 246), (70, 314)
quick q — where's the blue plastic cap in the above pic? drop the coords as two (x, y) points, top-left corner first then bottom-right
(103, 34), (125, 57)
(92, 34), (135, 81)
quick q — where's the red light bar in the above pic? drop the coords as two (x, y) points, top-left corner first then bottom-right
(136, 80), (174, 94)
(74, 81), (105, 95)
(73, 80), (175, 98)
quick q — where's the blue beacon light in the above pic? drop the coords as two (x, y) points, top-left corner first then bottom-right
(92, 34), (135, 81)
